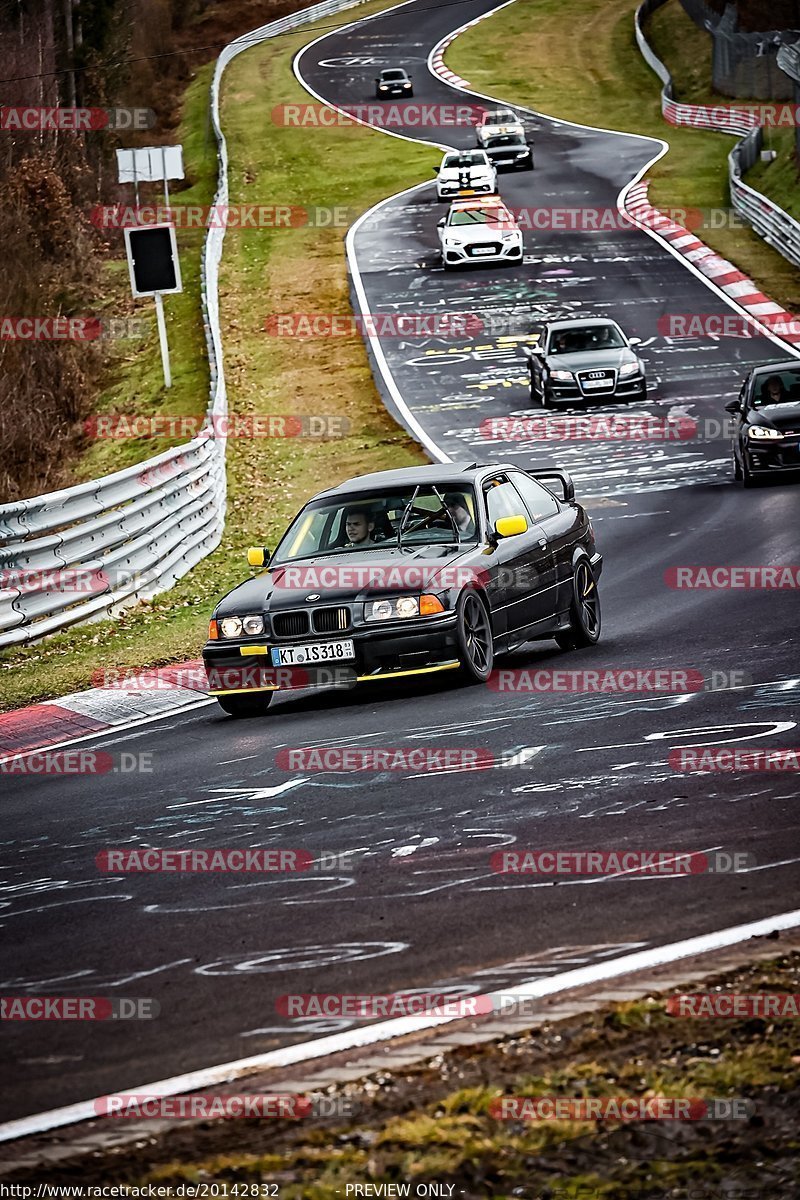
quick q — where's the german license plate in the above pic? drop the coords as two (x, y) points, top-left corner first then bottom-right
(472, 247), (494, 256)
(270, 640), (355, 666)
(583, 378), (611, 389)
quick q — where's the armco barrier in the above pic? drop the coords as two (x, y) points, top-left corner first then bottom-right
(635, 0), (800, 271)
(0, 0), (371, 648)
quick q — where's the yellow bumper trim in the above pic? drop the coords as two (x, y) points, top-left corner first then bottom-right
(208, 660), (460, 696)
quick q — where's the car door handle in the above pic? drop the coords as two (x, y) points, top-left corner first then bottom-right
(538, 538), (547, 548)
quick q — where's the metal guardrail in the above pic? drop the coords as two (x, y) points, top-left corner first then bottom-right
(635, 0), (800, 271)
(0, 0), (371, 649)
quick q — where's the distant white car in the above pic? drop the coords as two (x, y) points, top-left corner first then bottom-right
(437, 195), (523, 270)
(476, 108), (526, 147)
(435, 149), (497, 202)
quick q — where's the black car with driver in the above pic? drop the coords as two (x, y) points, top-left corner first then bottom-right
(726, 359), (800, 486)
(202, 463), (603, 717)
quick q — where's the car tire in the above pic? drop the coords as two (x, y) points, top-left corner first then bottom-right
(554, 559), (601, 650)
(733, 447), (743, 481)
(216, 693), (273, 718)
(455, 591), (494, 682)
(530, 371), (545, 405)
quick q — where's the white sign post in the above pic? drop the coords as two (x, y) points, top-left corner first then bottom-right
(117, 148), (184, 390)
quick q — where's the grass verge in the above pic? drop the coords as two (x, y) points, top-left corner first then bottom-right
(9, 953), (800, 1194)
(0, 0), (435, 713)
(446, 0), (800, 312)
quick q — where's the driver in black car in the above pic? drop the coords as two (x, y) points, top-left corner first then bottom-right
(343, 508), (376, 547)
(761, 374), (788, 405)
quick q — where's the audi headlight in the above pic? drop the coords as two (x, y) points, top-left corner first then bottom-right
(365, 596), (420, 621)
(550, 369), (574, 381)
(220, 616), (243, 638)
(748, 426), (782, 439)
(619, 361), (640, 376)
(242, 614), (265, 635)
(501, 231), (519, 241)
(379, 85), (388, 91)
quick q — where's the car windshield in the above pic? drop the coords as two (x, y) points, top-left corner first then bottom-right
(271, 485), (479, 563)
(443, 152), (486, 168)
(751, 367), (800, 406)
(449, 207), (510, 226)
(548, 324), (625, 353)
(485, 134), (526, 147)
(381, 70), (406, 80)
(484, 110), (516, 124)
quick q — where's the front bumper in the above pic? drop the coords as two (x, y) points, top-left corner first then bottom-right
(442, 239), (523, 267)
(202, 613), (461, 695)
(487, 152), (532, 169)
(744, 436), (800, 474)
(545, 374), (646, 401)
(437, 181), (495, 200)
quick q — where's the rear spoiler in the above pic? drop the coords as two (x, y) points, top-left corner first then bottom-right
(529, 468), (575, 504)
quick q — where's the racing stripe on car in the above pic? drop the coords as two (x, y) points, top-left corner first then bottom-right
(625, 180), (800, 343)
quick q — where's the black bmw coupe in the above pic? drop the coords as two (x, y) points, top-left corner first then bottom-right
(202, 462), (602, 717)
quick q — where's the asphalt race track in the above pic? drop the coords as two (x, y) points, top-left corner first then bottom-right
(3, 0), (800, 1127)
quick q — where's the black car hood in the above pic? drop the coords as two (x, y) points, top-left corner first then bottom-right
(749, 401), (800, 432)
(545, 348), (637, 373)
(214, 543), (482, 616)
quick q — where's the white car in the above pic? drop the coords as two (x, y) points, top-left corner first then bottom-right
(435, 149), (497, 202)
(476, 108), (526, 148)
(437, 195), (523, 270)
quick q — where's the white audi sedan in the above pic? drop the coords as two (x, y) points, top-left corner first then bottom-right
(437, 196), (523, 270)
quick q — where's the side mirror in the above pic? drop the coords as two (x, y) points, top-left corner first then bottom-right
(724, 400), (741, 414)
(628, 336), (642, 346)
(247, 546), (270, 568)
(521, 344), (542, 359)
(433, 166), (440, 175)
(494, 514), (528, 539)
(437, 217), (446, 227)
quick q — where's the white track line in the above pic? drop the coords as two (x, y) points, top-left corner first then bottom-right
(2, 906), (798, 1144)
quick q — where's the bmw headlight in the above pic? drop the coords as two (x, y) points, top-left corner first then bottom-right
(220, 616), (243, 638)
(365, 596), (420, 621)
(619, 361), (640, 376)
(242, 614), (265, 635)
(748, 426), (782, 439)
(550, 369), (574, 381)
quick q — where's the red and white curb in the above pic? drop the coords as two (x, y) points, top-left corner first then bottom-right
(0, 661), (211, 763)
(624, 180), (800, 343)
(429, 22), (475, 89)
